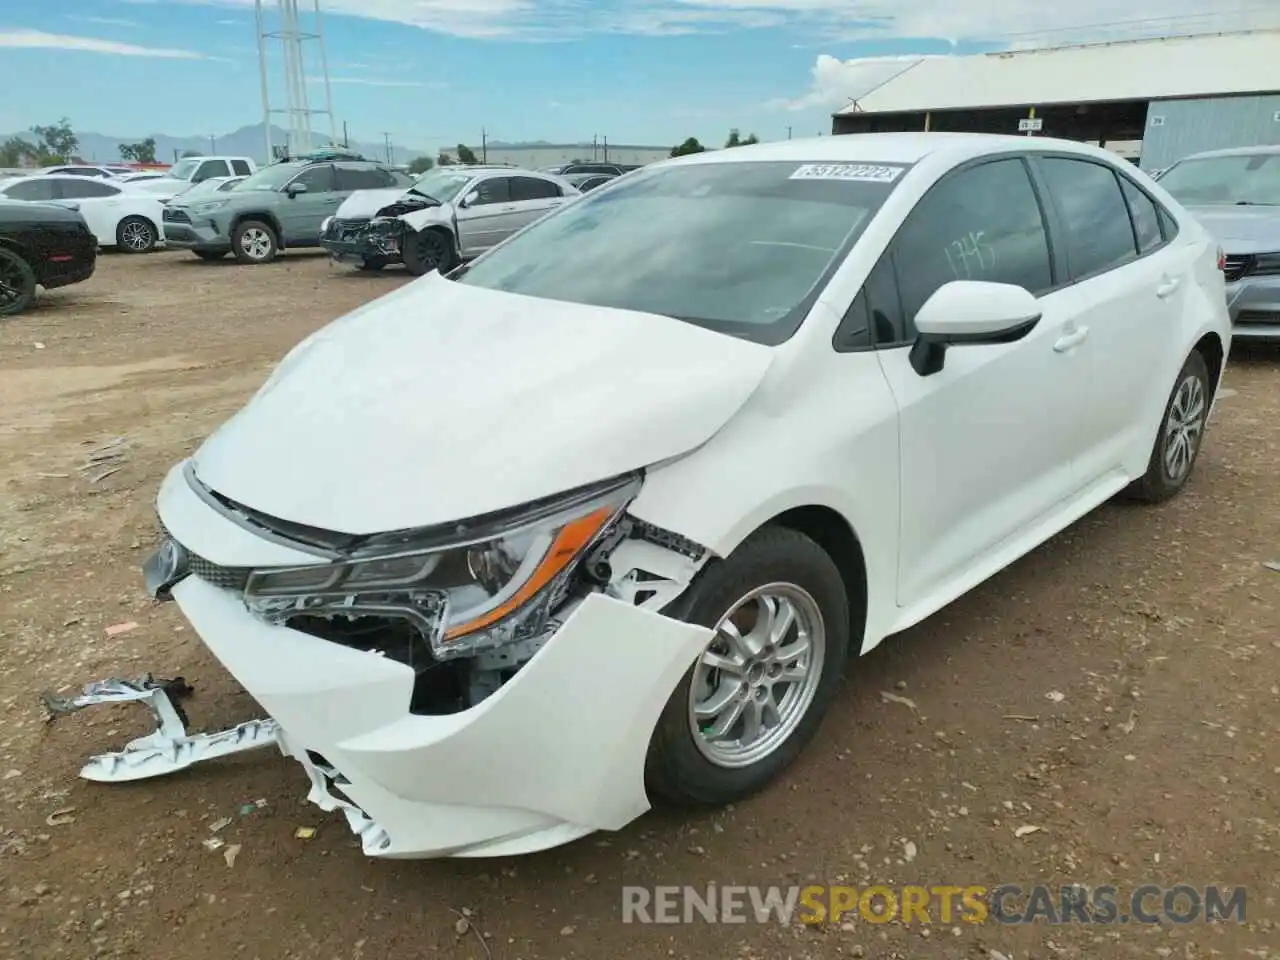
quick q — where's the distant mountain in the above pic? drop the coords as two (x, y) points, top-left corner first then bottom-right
(1, 123), (427, 166)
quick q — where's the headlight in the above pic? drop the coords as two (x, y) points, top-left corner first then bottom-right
(191, 199), (229, 214)
(321, 215), (333, 234)
(243, 474), (640, 660)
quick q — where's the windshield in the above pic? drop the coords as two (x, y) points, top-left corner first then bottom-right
(454, 159), (904, 344)
(180, 179), (228, 199)
(236, 164), (306, 191)
(410, 169), (473, 203)
(168, 159), (201, 180)
(1157, 153), (1280, 206)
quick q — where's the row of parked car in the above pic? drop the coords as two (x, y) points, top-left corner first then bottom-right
(1, 142), (1276, 343)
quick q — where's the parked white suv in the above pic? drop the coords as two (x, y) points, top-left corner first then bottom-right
(124, 156), (257, 202)
(70, 133), (1230, 861)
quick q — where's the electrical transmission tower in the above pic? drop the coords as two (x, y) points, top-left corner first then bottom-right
(255, 0), (337, 161)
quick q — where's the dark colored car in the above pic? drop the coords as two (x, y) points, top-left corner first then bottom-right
(0, 199), (97, 316)
(563, 172), (617, 192)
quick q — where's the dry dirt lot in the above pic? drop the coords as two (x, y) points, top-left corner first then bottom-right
(1, 250), (1279, 960)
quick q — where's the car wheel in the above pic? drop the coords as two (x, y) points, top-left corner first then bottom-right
(358, 257), (387, 272)
(645, 526), (850, 807)
(402, 228), (455, 277)
(116, 216), (158, 254)
(0, 247), (38, 317)
(194, 250), (227, 261)
(232, 220), (279, 264)
(1125, 349), (1212, 503)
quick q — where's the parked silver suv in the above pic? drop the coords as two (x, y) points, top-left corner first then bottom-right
(320, 165), (579, 274)
(1157, 145), (1280, 342)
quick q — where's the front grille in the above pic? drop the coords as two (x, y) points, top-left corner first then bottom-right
(1223, 254), (1254, 282)
(328, 217), (370, 241)
(162, 208), (191, 224)
(1236, 310), (1279, 325)
(187, 550), (252, 592)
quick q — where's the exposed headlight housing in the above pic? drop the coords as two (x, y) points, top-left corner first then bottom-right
(243, 474), (640, 660)
(190, 199), (230, 214)
(320, 215), (333, 234)
(1252, 251), (1280, 276)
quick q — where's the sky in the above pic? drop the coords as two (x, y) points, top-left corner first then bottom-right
(0, 0), (1268, 152)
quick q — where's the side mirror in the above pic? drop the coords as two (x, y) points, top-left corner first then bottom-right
(459, 190), (479, 208)
(909, 280), (1041, 377)
(286, 182), (308, 197)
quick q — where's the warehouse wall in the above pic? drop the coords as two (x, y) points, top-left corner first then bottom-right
(1141, 93), (1280, 171)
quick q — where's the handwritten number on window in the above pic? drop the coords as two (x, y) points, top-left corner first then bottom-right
(943, 230), (997, 279)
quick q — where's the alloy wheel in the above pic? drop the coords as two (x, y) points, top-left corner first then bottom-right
(1163, 372), (1206, 483)
(688, 582), (826, 768)
(120, 220), (154, 251)
(239, 227), (273, 261)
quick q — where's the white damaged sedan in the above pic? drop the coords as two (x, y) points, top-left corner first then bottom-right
(60, 133), (1231, 859)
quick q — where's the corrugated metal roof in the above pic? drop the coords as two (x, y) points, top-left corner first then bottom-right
(837, 30), (1280, 116)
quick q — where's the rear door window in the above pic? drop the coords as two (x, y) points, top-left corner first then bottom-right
(4, 179), (58, 201)
(1038, 157), (1138, 279)
(510, 176), (560, 201)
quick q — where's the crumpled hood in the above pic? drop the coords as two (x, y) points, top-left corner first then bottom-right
(334, 188), (423, 220)
(191, 273), (775, 535)
(1186, 205), (1280, 253)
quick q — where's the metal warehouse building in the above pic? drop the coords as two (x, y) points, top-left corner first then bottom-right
(831, 30), (1280, 171)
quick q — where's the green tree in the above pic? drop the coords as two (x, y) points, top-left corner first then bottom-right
(438, 151), (454, 166)
(724, 129), (759, 148)
(119, 137), (157, 163)
(670, 137), (706, 158)
(408, 155), (435, 175)
(0, 136), (37, 167)
(29, 117), (78, 164)
(456, 143), (478, 164)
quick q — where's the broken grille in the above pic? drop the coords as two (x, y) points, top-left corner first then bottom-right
(1223, 255), (1253, 282)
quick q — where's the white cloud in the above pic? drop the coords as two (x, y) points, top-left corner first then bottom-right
(307, 76), (445, 88)
(71, 16), (141, 28)
(0, 28), (214, 58)
(769, 53), (938, 111)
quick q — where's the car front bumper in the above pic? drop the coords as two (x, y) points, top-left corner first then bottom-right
(161, 219), (230, 252)
(1225, 274), (1280, 342)
(320, 220), (403, 265)
(155, 467), (711, 859)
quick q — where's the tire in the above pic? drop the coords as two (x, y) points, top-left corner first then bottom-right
(0, 246), (38, 317)
(645, 526), (850, 807)
(231, 220), (279, 264)
(358, 257), (387, 272)
(194, 250), (227, 261)
(1124, 349), (1212, 503)
(116, 216), (158, 254)
(402, 228), (456, 277)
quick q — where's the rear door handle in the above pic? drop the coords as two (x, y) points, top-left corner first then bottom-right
(1053, 326), (1089, 353)
(1156, 276), (1181, 298)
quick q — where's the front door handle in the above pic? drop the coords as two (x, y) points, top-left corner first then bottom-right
(1156, 276), (1181, 298)
(1053, 326), (1089, 352)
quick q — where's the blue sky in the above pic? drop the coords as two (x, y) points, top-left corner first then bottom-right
(0, 0), (1256, 151)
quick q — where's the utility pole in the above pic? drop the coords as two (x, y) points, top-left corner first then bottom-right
(592, 133), (597, 160)
(209, 134), (217, 153)
(342, 120), (348, 147)
(481, 128), (487, 164)
(602, 135), (608, 162)
(787, 126), (792, 140)
(381, 131), (392, 166)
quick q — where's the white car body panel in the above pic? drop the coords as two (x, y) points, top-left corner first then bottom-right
(192, 271), (774, 533)
(333, 187), (411, 220)
(98, 132), (1229, 859)
(397, 204), (454, 232)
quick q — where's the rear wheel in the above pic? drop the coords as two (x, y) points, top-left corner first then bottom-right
(645, 527), (850, 807)
(402, 228), (455, 277)
(232, 220), (279, 264)
(1125, 349), (1212, 503)
(116, 216), (158, 254)
(0, 247), (38, 317)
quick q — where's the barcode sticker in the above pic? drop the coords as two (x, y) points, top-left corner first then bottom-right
(789, 163), (903, 182)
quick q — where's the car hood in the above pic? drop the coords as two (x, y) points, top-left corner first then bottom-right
(334, 188), (417, 220)
(191, 272), (775, 535)
(1186, 205), (1280, 253)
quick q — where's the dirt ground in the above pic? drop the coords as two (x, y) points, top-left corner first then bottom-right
(1, 249), (1278, 960)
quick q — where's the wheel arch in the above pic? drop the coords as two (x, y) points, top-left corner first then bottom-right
(1193, 330), (1225, 398)
(230, 211), (284, 246)
(115, 213), (158, 245)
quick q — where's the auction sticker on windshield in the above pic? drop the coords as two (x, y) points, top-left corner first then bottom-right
(789, 163), (904, 182)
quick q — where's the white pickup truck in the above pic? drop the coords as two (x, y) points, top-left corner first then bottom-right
(122, 156), (258, 202)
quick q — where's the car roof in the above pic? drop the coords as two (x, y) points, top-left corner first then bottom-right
(7, 173), (118, 184)
(667, 132), (1127, 168)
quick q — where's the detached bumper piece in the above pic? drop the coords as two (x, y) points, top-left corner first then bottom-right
(41, 676), (280, 783)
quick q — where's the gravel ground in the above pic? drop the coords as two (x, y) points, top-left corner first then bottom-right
(1, 249), (1278, 960)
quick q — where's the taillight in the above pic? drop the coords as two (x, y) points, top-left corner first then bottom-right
(1216, 246), (1226, 271)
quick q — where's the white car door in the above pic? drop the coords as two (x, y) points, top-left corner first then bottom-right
(867, 156), (1091, 609)
(1029, 156), (1189, 483)
(51, 177), (121, 246)
(456, 176), (524, 256)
